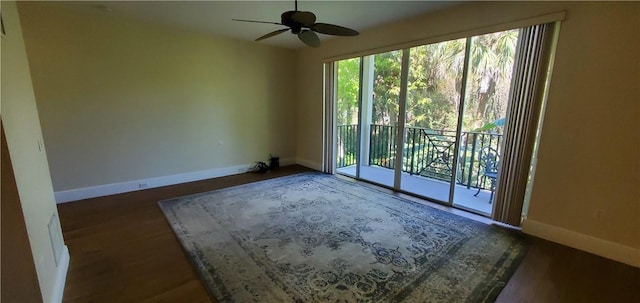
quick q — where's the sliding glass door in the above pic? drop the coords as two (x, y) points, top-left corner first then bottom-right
(452, 30), (519, 214)
(333, 29), (521, 216)
(357, 51), (402, 188)
(400, 39), (467, 203)
(335, 58), (361, 178)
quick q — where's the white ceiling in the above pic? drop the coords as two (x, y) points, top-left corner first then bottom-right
(55, 1), (458, 49)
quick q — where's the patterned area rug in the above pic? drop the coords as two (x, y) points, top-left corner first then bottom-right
(159, 173), (526, 303)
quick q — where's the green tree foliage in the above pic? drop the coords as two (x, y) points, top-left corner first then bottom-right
(336, 29), (518, 134)
(405, 30), (518, 133)
(372, 51), (402, 125)
(464, 30), (518, 132)
(406, 39), (466, 131)
(336, 58), (360, 126)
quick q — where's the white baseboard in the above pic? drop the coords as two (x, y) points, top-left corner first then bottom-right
(522, 219), (640, 268)
(51, 245), (69, 303)
(55, 159), (296, 203)
(295, 158), (322, 171)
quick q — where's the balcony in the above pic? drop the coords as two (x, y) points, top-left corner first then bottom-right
(336, 124), (501, 215)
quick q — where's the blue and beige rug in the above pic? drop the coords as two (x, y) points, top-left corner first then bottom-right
(159, 172), (525, 302)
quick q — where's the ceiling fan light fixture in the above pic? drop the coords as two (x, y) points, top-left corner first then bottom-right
(298, 30), (320, 48)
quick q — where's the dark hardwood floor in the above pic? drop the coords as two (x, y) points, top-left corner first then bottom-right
(57, 165), (639, 303)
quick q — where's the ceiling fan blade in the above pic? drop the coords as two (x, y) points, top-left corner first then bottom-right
(291, 11), (316, 26)
(256, 28), (289, 41)
(298, 30), (320, 48)
(310, 23), (359, 36)
(232, 19), (284, 26)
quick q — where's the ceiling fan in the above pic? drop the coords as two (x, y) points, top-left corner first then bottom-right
(232, 0), (359, 48)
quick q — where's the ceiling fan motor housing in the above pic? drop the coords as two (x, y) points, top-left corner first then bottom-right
(281, 11), (302, 34)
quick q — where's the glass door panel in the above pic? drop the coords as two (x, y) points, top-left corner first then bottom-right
(335, 58), (361, 177)
(453, 30), (519, 215)
(400, 39), (467, 203)
(331, 29), (521, 218)
(358, 51), (402, 188)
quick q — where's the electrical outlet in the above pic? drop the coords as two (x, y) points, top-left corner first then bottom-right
(138, 182), (149, 189)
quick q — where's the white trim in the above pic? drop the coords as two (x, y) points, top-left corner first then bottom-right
(522, 219), (640, 268)
(55, 159), (296, 203)
(51, 245), (69, 303)
(295, 158), (322, 171)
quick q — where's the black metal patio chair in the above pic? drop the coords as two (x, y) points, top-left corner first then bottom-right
(474, 147), (500, 203)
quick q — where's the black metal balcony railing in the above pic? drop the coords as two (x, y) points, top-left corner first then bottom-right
(336, 124), (359, 168)
(336, 124), (502, 191)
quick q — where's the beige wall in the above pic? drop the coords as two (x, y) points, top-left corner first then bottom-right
(295, 1), (639, 255)
(525, 2), (639, 255)
(18, 2), (297, 191)
(1, 1), (65, 301)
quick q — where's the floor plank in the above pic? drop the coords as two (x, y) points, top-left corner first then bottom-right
(57, 165), (640, 302)
(496, 238), (640, 303)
